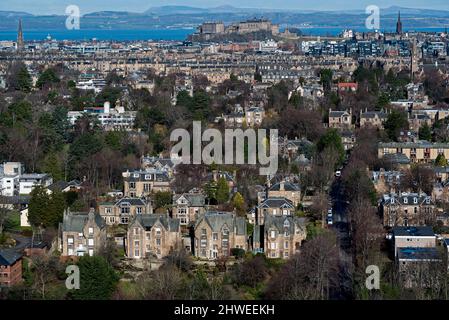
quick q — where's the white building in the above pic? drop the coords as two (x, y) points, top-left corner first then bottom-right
(19, 173), (53, 195)
(259, 39), (278, 52)
(0, 162), (23, 196)
(67, 101), (137, 131)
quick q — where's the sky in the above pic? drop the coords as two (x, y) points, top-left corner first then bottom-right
(1, 0), (449, 15)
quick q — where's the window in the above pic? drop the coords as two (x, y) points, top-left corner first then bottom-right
(143, 183), (150, 192)
(68, 237), (74, 245)
(155, 227), (161, 236)
(146, 232), (150, 241)
(68, 248), (74, 255)
(201, 228), (207, 236)
(88, 238), (94, 246)
(213, 233), (218, 241)
(134, 249), (140, 257)
(270, 242), (276, 250)
(88, 249), (94, 257)
(121, 207), (130, 214)
(273, 209), (277, 215)
(156, 238), (161, 246)
(121, 217), (129, 224)
(136, 207), (143, 214)
(284, 241), (289, 249)
(105, 207), (112, 214)
(129, 182), (136, 189)
(109, 217), (115, 224)
(403, 197), (408, 204)
(88, 227), (94, 235)
(134, 228), (139, 236)
(270, 230), (276, 238)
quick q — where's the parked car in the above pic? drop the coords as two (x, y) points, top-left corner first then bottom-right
(327, 217), (333, 225)
(335, 170), (341, 177)
(327, 209), (333, 217)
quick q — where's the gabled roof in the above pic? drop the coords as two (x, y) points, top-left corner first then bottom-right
(174, 193), (205, 206)
(0, 249), (22, 266)
(132, 214), (180, 232)
(258, 197), (294, 209)
(264, 215), (307, 234)
(62, 210), (106, 232)
(196, 211), (246, 235)
(269, 182), (300, 192)
(115, 197), (147, 207)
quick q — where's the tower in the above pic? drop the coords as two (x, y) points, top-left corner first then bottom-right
(396, 11), (403, 35)
(17, 19), (24, 51)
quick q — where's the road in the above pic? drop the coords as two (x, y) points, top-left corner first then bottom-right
(329, 178), (354, 300)
(7, 232), (32, 253)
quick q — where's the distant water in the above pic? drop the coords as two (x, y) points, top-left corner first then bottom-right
(0, 27), (446, 41)
(0, 29), (195, 41)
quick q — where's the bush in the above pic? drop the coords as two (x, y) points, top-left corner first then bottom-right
(230, 248), (245, 259)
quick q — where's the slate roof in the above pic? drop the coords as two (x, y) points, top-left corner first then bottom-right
(379, 141), (449, 149)
(382, 193), (434, 207)
(269, 182), (300, 192)
(115, 197), (147, 206)
(264, 215), (307, 234)
(361, 111), (388, 119)
(124, 170), (170, 182)
(48, 180), (81, 192)
(383, 153), (411, 165)
(133, 214), (180, 231)
(397, 247), (441, 261)
(0, 195), (30, 205)
(196, 211), (246, 235)
(174, 193), (206, 206)
(258, 197), (294, 209)
(62, 211), (106, 232)
(0, 249), (22, 266)
(393, 226), (435, 237)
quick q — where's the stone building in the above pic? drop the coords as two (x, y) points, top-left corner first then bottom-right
(173, 192), (206, 227)
(98, 197), (152, 225)
(126, 214), (181, 259)
(0, 250), (22, 287)
(194, 211), (247, 260)
(380, 192), (436, 227)
(58, 209), (107, 257)
(122, 169), (171, 197)
(253, 216), (307, 259)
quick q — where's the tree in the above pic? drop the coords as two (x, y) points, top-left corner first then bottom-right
(7, 62), (32, 92)
(216, 177), (229, 204)
(418, 123), (432, 141)
(384, 110), (409, 141)
(317, 129), (345, 165)
(319, 69), (333, 93)
(232, 192), (245, 216)
(435, 154), (447, 167)
(264, 231), (339, 300)
(36, 68), (60, 89)
(154, 191), (172, 210)
(70, 256), (119, 300)
(231, 256), (268, 288)
(28, 186), (65, 229)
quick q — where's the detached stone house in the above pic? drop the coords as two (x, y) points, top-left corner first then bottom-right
(380, 193), (436, 227)
(122, 169), (171, 197)
(360, 109), (388, 129)
(194, 211), (247, 260)
(267, 181), (301, 207)
(58, 209), (107, 257)
(328, 108), (353, 129)
(253, 216), (307, 259)
(257, 197), (295, 225)
(98, 197), (152, 225)
(0, 250), (22, 287)
(173, 192), (206, 227)
(127, 214), (181, 259)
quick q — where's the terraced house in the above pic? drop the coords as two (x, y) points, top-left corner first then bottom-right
(173, 192), (206, 227)
(126, 214), (181, 259)
(98, 197), (152, 225)
(253, 216), (307, 259)
(378, 141), (449, 164)
(58, 209), (107, 257)
(194, 211), (247, 260)
(380, 192), (436, 227)
(122, 169), (171, 197)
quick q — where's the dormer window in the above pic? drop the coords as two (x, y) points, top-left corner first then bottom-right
(403, 197), (408, 204)
(426, 198), (431, 204)
(133, 173), (139, 178)
(145, 174), (151, 180)
(414, 198), (418, 204)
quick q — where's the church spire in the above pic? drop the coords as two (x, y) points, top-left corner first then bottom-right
(17, 19), (24, 51)
(396, 11), (403, 35)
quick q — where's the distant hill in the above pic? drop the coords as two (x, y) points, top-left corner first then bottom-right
(1, 6), (449, 32)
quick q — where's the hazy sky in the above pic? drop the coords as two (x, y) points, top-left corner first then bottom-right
(1, 0), (449, 15)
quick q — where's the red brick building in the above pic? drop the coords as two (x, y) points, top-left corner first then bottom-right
(0, 250), (23, 287)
